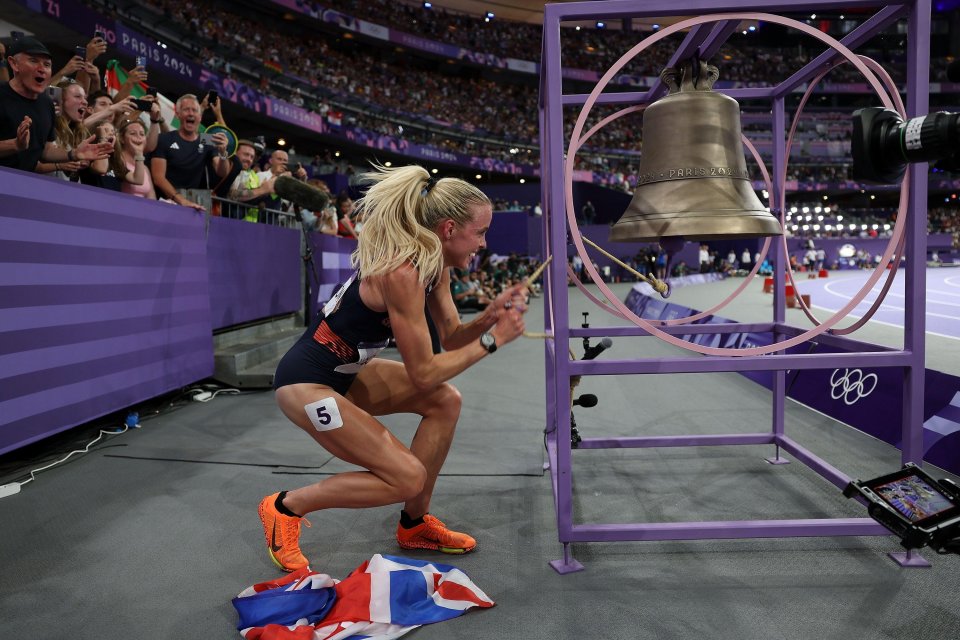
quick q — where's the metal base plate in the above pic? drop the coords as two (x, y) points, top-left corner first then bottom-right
(549, 558), (585, 574)
(889, 551), (932, 568)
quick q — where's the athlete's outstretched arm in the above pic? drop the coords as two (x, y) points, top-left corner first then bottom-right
(426, 269), (528, 351)
(377, 264), (524, 391)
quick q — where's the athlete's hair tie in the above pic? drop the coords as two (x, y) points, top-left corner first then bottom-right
(421, 176), (437, 197)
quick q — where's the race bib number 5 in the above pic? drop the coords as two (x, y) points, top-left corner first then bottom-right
(304, 397), (344, 432)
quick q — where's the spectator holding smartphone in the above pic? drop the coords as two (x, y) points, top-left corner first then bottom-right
(112, 63), (148, 102)
(48, 38), (102, 95)
(142, 95), (168, 152)
(35, 79), (97, 180)
(86, 89), (166, 152)
(150, 93), (230, 211)
(79, 35), (106, 93)
(0, 37), (112, 174)
(200, 90), (226, 128)
(83, 92), (137, 129)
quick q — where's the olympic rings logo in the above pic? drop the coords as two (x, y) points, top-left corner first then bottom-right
(829, 368), (878, 405)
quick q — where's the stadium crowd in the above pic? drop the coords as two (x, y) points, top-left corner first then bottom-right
(3, 1), (957, 249)
(129, 0), (926, 188)
(262, 0), (954, 84)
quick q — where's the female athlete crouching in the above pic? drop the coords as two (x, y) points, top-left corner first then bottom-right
(259, 164), (528, 571)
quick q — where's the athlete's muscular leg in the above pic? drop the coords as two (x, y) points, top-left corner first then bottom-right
(274, 383), (428, 516)
(347, 358), (462, 518)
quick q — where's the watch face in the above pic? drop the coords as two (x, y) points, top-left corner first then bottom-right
(481, 332), (496, 351)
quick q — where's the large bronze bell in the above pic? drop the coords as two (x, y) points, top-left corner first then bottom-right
(609, 59), (783, 242)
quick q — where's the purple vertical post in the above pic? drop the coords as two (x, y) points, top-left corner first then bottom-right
(901, 0), (930, 466)
(539, 73), (557, 445)
(542, 3), (581, 573)
(771, 97), (787, 326)
(891, 0), (932, 570)
(768, 96), (789, 462)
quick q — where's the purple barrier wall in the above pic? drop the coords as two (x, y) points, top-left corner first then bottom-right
(306, 233), (357, 321)
(485, 211), (533, 257)
(623, 287), (960, 476)
(0, 168), (215, 455)
(206, 218), (301, 330)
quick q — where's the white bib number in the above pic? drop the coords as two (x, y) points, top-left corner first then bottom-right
(304, 397), (344, 432)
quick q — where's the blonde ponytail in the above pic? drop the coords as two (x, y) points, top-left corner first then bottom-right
(352, 164), (489, 285)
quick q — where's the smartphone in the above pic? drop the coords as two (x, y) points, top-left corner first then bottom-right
(146, 86), (158, 97)
(198, 132), (216, 145)
(94, 30), (105, 40)
(46, 86), (62, 105)
(132, 98), (153, 111)
(206, 90), (219, 106)
(75, 45), (86, 59)
(135, 55), (147, 68)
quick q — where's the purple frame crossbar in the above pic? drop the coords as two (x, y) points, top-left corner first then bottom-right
(539, 0), (932, 573)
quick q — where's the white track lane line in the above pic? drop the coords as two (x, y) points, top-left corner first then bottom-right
(806, 302), (960, 341)
(819, 280), (960, 320)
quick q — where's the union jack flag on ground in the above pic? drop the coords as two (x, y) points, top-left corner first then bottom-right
(233, 554), (495, 639)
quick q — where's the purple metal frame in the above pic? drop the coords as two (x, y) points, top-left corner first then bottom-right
(540, 0), (931, 573)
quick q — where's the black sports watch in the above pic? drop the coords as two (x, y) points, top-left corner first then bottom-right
(480, 331), (497, 354)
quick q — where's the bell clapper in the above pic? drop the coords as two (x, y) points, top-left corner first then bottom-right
(580, 236), (670, 298)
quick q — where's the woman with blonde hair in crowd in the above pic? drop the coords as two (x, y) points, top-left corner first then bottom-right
(35, 80), (93, 179)
(258, 164), (529, 572)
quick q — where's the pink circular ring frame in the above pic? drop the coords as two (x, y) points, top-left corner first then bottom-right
(778, 55), (907, 334)
(564, 12), (907, 357)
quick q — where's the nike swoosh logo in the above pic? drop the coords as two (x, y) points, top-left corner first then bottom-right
(270, 522), (282, 553)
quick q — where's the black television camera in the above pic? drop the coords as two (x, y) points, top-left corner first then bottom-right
(852, 107), (960, 184)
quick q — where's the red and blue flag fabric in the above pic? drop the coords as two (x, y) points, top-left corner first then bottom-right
(233, 554), (494, 639)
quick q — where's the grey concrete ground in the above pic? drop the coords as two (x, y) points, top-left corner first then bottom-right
(1, 280), (958, 640)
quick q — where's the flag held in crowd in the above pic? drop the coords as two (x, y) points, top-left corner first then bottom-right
(104, 59), (177, 127)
